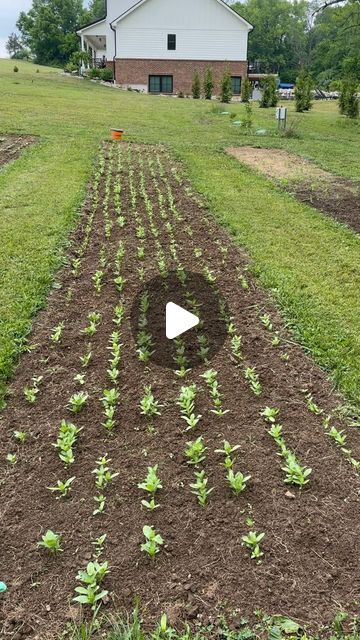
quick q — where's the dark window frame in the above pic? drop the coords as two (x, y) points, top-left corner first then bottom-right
(167, 34), (176, 50)
(231, 76), (242, 95)
(149, 75), (174, 94)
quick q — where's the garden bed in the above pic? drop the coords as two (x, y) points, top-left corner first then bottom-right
(0, 134), (37, 167)
(226, 147), (360, 234)
(0, 143), (359, 639)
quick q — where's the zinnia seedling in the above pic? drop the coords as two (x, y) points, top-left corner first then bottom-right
(80, 345), (92, 368)
(260, 314), (273, 331)
(92, 455), (119, 490)
(138, 465), (162, 496)
(101, 388), (120, 408)
(6, 453), (17, 465)
(227, 470), (251, 495)
(201, 370), (229, 417)
(92, 534), (107, 558)
(242, 531), (265, 560)
(141, 525), (164, 558)
(47, 477), (75, 499)
(68, 391), (89, 413)
(74, 561), (109, 609)
(328, 426), (347, 448)
(92, 270), (104, 293)
(51, 322), (65, 343)
(261, 407), (279, 423)
(93, 494), (106, 515)
(23, 376), (43, 404)
(282, 454), (312, 487)
(38, 530), (62, 553)
(185, 437), (207, 466)
(177, 385), (201, 431)
(231, 335), (243, 363)
(244, 367), (262, 396)
(215, 440), (241, 470)
(140, 385), (162, 419)
(13, 430), (26, 444)
(53, 420), (82, 465)
(190, 470), (214, 506)
(306, 393), (322, 415)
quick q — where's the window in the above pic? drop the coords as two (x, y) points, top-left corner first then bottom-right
(167, 34), (176, 50)
(149, 75), (173, 94)
(231, 76), (242, 95)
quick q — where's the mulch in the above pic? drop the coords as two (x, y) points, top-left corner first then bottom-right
(0, 143), (359, 640)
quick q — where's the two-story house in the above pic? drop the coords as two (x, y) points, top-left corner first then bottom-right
(77, 0), (253, 96)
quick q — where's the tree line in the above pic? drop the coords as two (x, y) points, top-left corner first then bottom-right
(6, 0), (360, 89)
(232, 0), (359, 87)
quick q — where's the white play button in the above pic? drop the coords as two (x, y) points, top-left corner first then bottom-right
(166, 302), (199, 340)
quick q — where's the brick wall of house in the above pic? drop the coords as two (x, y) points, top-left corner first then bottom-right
(113, 59), (248, 94)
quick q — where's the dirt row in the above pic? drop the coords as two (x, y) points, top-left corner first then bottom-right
(227, 146), (360, 234)
(0, 134), (37, 167)
(0, 142), (359, 640)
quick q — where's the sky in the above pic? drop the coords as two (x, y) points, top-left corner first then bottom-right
(0, 0), (32, 57)
(0, 0), (91, 58)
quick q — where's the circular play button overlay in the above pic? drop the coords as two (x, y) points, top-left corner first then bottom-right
(130, 270), (229, 370)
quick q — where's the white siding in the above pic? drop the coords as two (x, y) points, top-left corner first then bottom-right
(115, 0), (249, 61)
(107, 0), (140, 22)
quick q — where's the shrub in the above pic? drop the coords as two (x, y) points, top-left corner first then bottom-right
(13, 65), (19, 73)
(339, 78), (359, 119)
(294, 69), (313, 112)
(243, 102), (253, 129)
(220, 70), (232, 103)
(89, 67), (101, 79)
(260, 75), (278, 108)
(204, 68), (214, 100)
(101, 67), (113, 82)
(192, 71), (201, 99)
(241, 77), (252, 103)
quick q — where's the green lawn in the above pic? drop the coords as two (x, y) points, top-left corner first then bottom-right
(0, 59), (359, 408)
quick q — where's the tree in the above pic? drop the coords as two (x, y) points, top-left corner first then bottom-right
(16, 0), (86, 66)
(294, 69), (313, 111)
(220, 70), (233, 103)
(192, 71), (201, 99)
(310, 3), (360, 85)
(86, 0), (106, 22)
(6, 33), (24, 58)
(231, 0), (309, 81)
(339, 77), (359, 118)
(259, 75), (278, 108)
(241, 77), (252, 102)
(204, 68), (214, 100)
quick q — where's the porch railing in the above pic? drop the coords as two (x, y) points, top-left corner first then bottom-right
(91, 57), (107, 69)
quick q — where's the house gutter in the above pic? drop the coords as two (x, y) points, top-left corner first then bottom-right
(110, 20), (117, 82)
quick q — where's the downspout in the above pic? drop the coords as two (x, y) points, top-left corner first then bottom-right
(110, 20), (117, 83)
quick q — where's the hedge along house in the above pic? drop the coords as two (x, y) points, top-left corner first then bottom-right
(77, 0), (253, 95)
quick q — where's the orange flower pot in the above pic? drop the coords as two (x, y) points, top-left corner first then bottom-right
(111, 128), (124, 140)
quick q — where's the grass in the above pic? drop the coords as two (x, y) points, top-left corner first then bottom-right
(0, 58), (360, 408)
(63, 606), (360, 640)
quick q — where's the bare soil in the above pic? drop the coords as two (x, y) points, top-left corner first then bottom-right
(227, 146), (360, 234)
(0, 143), (359, 640)
(0, 134), (37, 167)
